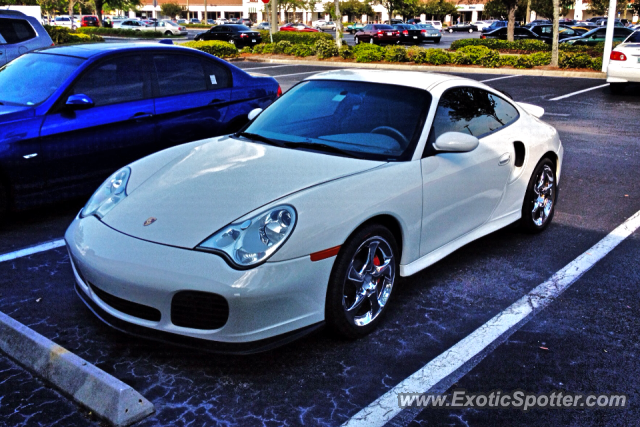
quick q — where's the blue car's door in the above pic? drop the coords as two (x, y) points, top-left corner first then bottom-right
(39, 54), (156, 198)
(150, 52), (233, 147)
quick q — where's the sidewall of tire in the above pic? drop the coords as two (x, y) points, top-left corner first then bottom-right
(325, 224), (399, 339)
(520, 157), (557, 233)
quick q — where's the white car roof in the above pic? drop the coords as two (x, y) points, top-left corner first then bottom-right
(305, 69), (467, 91)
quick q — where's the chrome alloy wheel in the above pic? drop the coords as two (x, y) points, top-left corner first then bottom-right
(342, 237), (396, 327)
(531, 164), (555, 227)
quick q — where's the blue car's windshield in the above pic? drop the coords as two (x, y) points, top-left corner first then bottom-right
(0, 53), (84, 106)
(241, 80), (431, 161)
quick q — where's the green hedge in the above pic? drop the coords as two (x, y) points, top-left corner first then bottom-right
(44, 25), (104, 44)
(181, 40), (238, 58)
(76, 27), (179, 38)
(352, 43), (385, 62)
(258, 30), (333, 45)
(449, 38), (617, 57)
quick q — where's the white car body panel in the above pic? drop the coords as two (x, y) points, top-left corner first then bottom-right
(607, 42), (640, 83)
(67, 69), (563, 346)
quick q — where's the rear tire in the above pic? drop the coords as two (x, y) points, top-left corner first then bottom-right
(164, 31), (172, 36)
(520, 158), (557, 233)
(434, 37), (441, 44)
(369, 38), (374, 44)
(354, 36), (359, 44)
(325, 224), (399, 339)
(449, 28), (453, 33)
(610, 82), (626, 95)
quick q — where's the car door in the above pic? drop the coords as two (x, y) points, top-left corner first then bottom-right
(419, 86), (517, 256)
(39, 54), (156, 197)
(151, 52), (233, 149)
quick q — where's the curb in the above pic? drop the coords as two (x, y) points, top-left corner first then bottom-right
(235, 57), (606, 79)
(0, 311), (154, 426)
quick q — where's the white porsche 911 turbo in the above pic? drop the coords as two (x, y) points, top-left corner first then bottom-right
(66, 70), (563, 353)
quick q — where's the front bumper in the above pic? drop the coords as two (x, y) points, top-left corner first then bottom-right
(65, 215), (334, 348)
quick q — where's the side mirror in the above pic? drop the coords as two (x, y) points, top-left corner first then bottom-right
(247, 108), (263, 121)
(433, 132), (479, 153)
(66, 94), (94, 110)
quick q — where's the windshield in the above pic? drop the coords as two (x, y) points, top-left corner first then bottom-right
(240, 80), (431, 161)
(0, 53), (84, 106)
(625, 31), (640, 42)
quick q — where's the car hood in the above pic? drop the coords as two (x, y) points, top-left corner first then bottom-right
(102, 136), (383, 248)
(0, 105), (35, 123)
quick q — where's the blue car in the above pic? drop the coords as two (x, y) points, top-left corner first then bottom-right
(0, 43), (280, 217)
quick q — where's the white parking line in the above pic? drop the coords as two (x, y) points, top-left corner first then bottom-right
(271, 71), (322, 78)
(479, 75), (521, 83)
(545, 113), (571, 116)
(343, 209), (640, 427)
(549, 83), (609, 101)
(238, 64), (293, 70)
(0, 239), (65, 263)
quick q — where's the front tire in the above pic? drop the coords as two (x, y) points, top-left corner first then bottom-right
(164, 30), (172, 36)
(354, 36), (359, 44)
(520, 158), (557, 233)
(326, 224), (399, 339)
(369, 37), (374, 44)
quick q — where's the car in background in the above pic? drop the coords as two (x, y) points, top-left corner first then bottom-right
(215, 18), (229, 25)
(528, 19), (551, 26)
(194, 24), (262, 47)
(574, 21), (598, 29)
(189, 18), (201, 24)
(482, 20), (507, 33)
(471, 21), (493, 31)
(239, 18), (252, 26)
(0, 42), (280, 217)
(481, 26), (541, 41)
(114, 19), (154, 31)
(346, 22), (365, 34)
(559, 19), (576, 25)
(279, 23), (319, 32)
(81, 15), (99, 27)
(383, 19), (404, 25)
(354, 24), (400, 45)
(176, 19), (187, 25)
(406, 18), (422, 25)
(596, 19), (625, 27)
(150, 20), (187, 36)
(53, 15), (79, 29)
(414, 23), (441, 43)
(392, 24), (422, 44)
(316, 21), (336, 31)
(65, 69), (562, 352)
(312, 19), (327, 28)
(0, 10), (53, 65)
(446, 22), (478, 33)
(561, 26), (634, 45)
(423, 20), (442, 30)
(606, 30), (640, 93)
(256, 22), (271, 30)
(528, 24), (588, 42)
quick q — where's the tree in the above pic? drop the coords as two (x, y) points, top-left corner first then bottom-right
(422, 0), (458, 21)
(335, 0), (342, 48)
(587, 0), (626, 15)
(93, 0), (141, 28)
(529, 0), (573, 19)
(374, 0), (405, 20)
(160, 2), (182, 18)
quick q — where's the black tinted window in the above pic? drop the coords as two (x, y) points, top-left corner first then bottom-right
(232, 25), (251, 31)
(614, 28), (631, 37)
(73, 56), (148, 106)
(154, 54), (207, 96)
(431, 87), (519, 140)
(626, 31), (640, 42)
(0, 18), (36, 44)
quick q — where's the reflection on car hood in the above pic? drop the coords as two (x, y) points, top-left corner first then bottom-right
(0, 105), (35, 123)
(102, 136), (382, 248)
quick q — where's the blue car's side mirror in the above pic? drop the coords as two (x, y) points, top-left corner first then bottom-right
(66, 94), (94, 110)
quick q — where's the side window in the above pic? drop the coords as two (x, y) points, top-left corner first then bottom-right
(202, 58), (232, 89)
(72, 56), (148, 106)
(614, 28), (629, 37)
(153, 54), (207, 97)
(430, 87), (519, 142)
(0, 18), (36, 44)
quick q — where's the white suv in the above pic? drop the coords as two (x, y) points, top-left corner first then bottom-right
(424, 20), (442, 30)
(0, 10), (53, 65)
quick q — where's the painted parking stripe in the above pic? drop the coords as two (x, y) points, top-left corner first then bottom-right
(479, 75), (521, 83)
(271, 71), (323, 78)
(237, 64), (293, 70)
(549, 83), (609, 101)
(343, 208), (640, 427)
(0, 239), (65, 263)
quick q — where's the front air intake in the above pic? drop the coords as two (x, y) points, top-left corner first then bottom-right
(171, 291), (229, 330)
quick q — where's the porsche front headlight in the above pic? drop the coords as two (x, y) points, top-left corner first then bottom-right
(197, 205), (296, 268)
(80, 167), (130, 219)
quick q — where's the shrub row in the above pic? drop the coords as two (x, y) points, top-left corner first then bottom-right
(44, 25), (104, 44)
(76, 27), (178, 38)
(450, 38), (618, 57)
(257, 30), (333, 45)
(181, 40), (239, 58)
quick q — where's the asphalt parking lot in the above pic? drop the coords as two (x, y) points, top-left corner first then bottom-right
(0, 63), (639, 427)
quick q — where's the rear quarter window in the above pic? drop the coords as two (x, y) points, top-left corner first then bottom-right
(0, 18), (36, 44)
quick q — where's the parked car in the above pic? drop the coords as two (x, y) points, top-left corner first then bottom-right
(481, 26), (541, 41)
(176, 19), (187, 25)
(392, 24), (423, 44)
(0, 43), (280, 217)
(215, 18), (229, 25)
(113, 19), (153, 31)
(0, 10), (53, 65)
(239, 18), (252, 26)
(312, 19), (327, 28)
(414, 24), (441, 43)
(606, 30), (640, 93)
(446, 22), (478, 33)
(482, 20), (507, 33)
(346, 22), (365, 34)
(256, 22), (272, 30)
(383, 19), (404, 25)
(471, 21), (493, 31)
(528, 19), (551, 26)
(528, 24), (588, 42)
(53, 15), (79, 29)
(66, 69), (562, 352)
(406, 18), (422, 25)
(81, 15), (99, 27)
(596, 19), (625, 27)
(354, 24), (400, 45)
(316, 21), (336, 31)
(150, 20), (188, 36)
(194, 24), (262, 47)
(561, 26), (634, 45)
(189, 18), (201, 24)
(279, 23), (319, 32)
(423, 20), (442, 30)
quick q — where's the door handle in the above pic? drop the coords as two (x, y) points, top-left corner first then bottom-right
(209, 99), (224, 105)
(131, 112), (153, 120)
(499, 153), (511, 166)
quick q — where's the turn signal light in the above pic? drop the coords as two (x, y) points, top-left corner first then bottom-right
(277, 85), (282, 97)
(403, 30), (408, 35)
(610, 51), (627, 61)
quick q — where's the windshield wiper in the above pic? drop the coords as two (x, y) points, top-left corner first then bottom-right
(235, 131), (287, 148)
(285, 141), (363, 159)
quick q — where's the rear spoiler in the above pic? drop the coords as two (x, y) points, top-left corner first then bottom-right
(517, 102), (544, 118)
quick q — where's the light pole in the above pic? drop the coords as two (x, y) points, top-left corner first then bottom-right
(601, 0), (617, 72)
